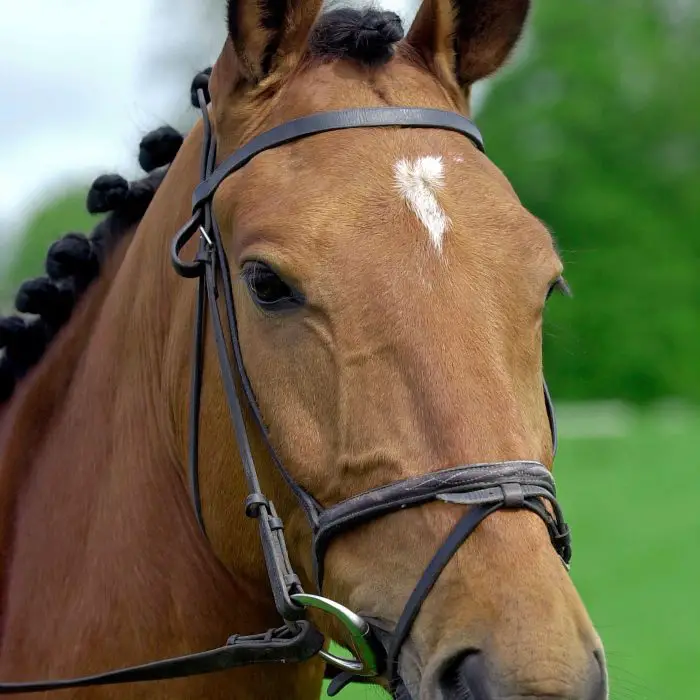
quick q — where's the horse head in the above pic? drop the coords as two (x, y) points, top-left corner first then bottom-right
(0, 2), (606, 699)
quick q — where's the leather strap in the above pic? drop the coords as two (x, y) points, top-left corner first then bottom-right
(192, 107), (485, 210)
(311, 461), (568, 589)
(385, 503), (500, 691)
(0, 623), (322, 695)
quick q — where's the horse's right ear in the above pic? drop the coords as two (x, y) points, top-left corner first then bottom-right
(406, 0), (530, 102)
(219, 0), (325, 85)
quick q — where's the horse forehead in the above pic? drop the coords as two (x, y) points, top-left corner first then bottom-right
(227, 129), (539, 271)
(234, 130), (505, 224)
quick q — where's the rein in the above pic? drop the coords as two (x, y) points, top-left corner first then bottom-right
(0, 80), (571, 698)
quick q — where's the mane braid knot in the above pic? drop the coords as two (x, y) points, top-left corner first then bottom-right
(190, 68), (212, 107)
(310, 8), (404, 66)
(86, 174), (130, 214)
(139, 126), (184, 173)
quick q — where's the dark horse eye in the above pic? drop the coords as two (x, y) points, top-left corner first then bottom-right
(242, 261), (304, 311)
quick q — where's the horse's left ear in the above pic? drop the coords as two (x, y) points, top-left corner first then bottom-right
(406, 0), (530, 91)
(224, 0), (324, 83)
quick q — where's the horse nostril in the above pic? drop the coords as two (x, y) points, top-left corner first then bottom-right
(437, 649), (608, 700)
(437, 651), (489, 700)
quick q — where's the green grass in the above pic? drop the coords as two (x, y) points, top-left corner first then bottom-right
(321, 404), (700, 699)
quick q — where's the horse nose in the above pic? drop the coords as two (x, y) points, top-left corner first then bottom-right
(437, 649), (607, 700)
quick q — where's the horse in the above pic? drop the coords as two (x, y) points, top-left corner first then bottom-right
(0, 1), (608, 698)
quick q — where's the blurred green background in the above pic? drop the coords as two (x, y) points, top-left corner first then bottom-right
(2, 1), (697, 698)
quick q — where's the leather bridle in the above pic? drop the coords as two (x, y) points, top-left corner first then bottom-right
(0, 78), (571, 698)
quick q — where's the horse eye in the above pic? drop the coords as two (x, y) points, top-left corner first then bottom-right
(242, 261), (305, 311)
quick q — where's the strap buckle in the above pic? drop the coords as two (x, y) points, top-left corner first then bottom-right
(248, 497), (307, 621)
(290, 593), (379, 677)
(198, 225), (213, 247)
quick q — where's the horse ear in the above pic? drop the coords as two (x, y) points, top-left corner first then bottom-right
(406, 0), (530, 90)
(224, 0), (325, 82)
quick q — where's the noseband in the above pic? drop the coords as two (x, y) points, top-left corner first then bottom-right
(0, 82), (571, 697)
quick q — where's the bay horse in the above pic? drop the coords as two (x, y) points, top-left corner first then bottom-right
(0, 1), (607, 699)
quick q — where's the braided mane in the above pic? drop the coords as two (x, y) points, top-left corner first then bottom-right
(0, 71), (211, 403)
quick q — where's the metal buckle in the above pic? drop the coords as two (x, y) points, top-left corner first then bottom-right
(290, 593), (379, 677)
(198, 225), (213, 247)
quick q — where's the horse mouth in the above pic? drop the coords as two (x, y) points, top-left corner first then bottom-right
(392, 676), (472, 700)
(391, 652), (424, 700)
(391, 648), (474, 700)
(393, 679), (418, 700)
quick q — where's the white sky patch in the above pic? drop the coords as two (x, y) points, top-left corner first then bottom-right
(394, 156), (450, 252)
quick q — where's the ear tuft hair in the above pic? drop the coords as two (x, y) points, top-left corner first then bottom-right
(138, 126), (184, 173)
(310, 8), (403, 66)
(190, 68), (212, 108)
(86, 174), (130, 214)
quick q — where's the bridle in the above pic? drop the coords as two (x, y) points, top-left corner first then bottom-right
(0, 77), (571, 697)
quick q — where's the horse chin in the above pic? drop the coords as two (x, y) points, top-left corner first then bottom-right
(393, 679), (417, 700)
(367, 622), (426, 700)
(394, 677), (473, 700)
(394, 650), (423, 700)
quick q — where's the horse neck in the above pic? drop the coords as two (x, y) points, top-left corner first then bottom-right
(0, 122), (323, 698)
(0, 235), (132, 567)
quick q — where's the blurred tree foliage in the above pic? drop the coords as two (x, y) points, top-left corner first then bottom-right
(480, 0), (700, 402)
(5, 0), (698, 403)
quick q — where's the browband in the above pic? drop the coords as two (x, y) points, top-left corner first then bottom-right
(192, 107), (485, 210)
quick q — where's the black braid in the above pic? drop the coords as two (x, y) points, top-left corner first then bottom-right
(190, 67), (212, 107)
(86, 174), (130, 214)
(0, 68), (213, 404)
(139, 127), (183, 173)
